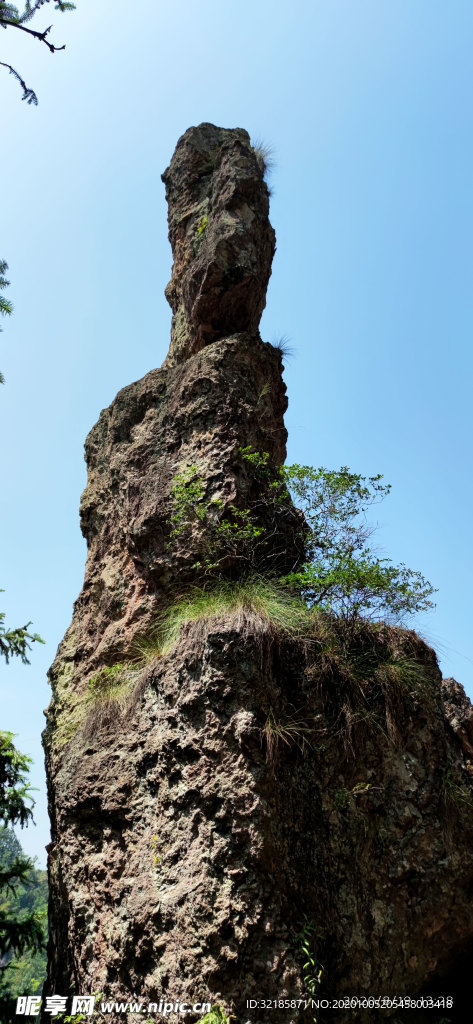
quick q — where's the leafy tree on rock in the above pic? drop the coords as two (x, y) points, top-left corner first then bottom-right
(280, 464), (436, 621)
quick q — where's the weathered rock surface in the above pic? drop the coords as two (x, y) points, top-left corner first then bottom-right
(69, 331), (294, 685)
(442, 676), (473, 759)
(162, 124), (275, 364)
(43, 125), (473, 1024)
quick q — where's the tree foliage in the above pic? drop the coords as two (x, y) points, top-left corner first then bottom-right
(168, 464), (266, 573)
(0, 732), (35, 829)
(0, 735), (47, 1015)
(0, 599), (45, 665)
(0, 260), (12, 385)
(0, 260), (12, 322)
(0, 589), (46, 1011)
(0, 0), (76, 104)
(280, 464), (436, 621)
(0, 828), (47, 998)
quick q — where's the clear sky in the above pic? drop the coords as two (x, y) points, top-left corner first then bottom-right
(1, 0), (472, 866)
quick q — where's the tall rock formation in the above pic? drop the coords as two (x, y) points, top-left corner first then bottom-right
(43, 125), (473, 1024)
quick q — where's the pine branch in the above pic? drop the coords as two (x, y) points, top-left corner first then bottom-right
(0, 60), (37, 101)
(0, 3), (20, 22)
(0, 259), (13, 372)
(0, 0), (75, 25)
(0, 1), (76, 100)
(0, 618), (45, 665)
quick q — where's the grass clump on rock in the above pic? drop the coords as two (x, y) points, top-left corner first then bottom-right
(87, 662), (130, 700)
(81, 663), (137, 738)
(133, 576), (315, 663)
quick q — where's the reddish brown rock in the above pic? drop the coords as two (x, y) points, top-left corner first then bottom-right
(162, 123), (275, 364)
(442, 677), (473, 759)
(43, 126), (473, 1024)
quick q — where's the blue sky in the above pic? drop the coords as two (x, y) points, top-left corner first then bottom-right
(1, 0), (472, 865)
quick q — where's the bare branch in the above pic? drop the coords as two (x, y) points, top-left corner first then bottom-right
(0, 18), (65, 51)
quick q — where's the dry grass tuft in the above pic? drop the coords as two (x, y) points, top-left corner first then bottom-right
(262, 706), (313, 767)
(307, 616), (433, 756)
(251, 138), (275, 179)
(271, 334), (295, 359)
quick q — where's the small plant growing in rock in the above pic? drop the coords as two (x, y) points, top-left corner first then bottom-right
(334, 782), (374, 812)
(151, 834), (163, 867)
(168, 466), (207, 539)
(168, 463), (265, 573)
(442, 769), (469, 800)
(195, 1007), (230, 1024)
(441, 769), (473, 812)
(54, 1015), (86, 1023)
(193, 212), (210, 253)
(333, 787), (351, 811)
(294, 916), (324, 1022)
(351, 781), (372, 795)
(257, 381), (272, 404)
(88, 662), (128, 698)
(238, 444), (272, 477)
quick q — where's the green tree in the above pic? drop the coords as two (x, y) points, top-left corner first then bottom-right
(0, 0), (76, 105)
(0, 828), (47, 997)
(280, 464), (436, 621)
(0, 735), (46, 1016)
